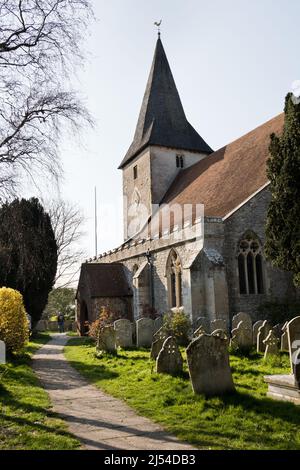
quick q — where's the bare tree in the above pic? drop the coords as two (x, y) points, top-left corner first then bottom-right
(47, 198), (86, 287)
(0, 0), (94, 198)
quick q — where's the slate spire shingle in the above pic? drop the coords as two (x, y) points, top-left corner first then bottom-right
(118, 37), (213, 169)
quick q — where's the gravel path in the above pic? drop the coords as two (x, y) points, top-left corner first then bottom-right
(32, 334), (196, 450)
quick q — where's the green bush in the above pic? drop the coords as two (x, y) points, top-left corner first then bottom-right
(257, 300), (300, 325)
(162, 309), (191, 346)
(0, 287), (29, 353)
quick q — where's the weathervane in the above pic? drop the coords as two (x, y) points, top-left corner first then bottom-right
(154, 19), (162, 37)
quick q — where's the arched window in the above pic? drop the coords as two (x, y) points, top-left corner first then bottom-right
(166, 250), (182, 308)
(238, 234), (265, 295)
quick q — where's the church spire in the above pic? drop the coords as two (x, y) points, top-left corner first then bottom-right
(118, 37), (212, 169)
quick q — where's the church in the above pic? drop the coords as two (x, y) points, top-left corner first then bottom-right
(76, 36), (298, 335)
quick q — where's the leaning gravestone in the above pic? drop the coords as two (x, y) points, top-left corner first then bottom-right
(231, 321), (252, 351)
(150, 328), (168, 360)
(281, 322), (289, 351)
(186, 334), (235, 396)
(96, 325), (116, 354)
(263, 330), (279, 359)
(253, 320), (264, 345)
(114, 319), (132, 348)
(210, 319), (228, 333)
(257, 320), (272, 353)
(232, 312), (252, 331)
(156, 336), (183, 374)
(287, 316), (300, 373)
(153, 317), (163, 333)
(136, 317), (154, 348)
(0, 340), (5, 365)
(294, 349), (300, 387)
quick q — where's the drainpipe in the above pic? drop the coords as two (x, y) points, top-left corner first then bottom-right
(145, 249), (154, 310)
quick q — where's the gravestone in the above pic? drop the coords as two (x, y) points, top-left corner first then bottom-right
(210, 319), (228, 333)
(257, 320), (272, 353)
(0, 340), (5, 365)
(136, 317), (154, 348)
(156, 336), (183, 374)
(294, 349), (300, 387)
(232, 312), (252, 331)
(194, 316), (210, 333)
(154, 317), (163, 333)
(114, 319), (132, 348)
(263, 330), (279, 359)
(211, 329), (230, 347)
(281, 322), (289, 351)
(131, 322), (136, 344)
(96, 325), (116, 354)
(273, 324), (283, 340)
(287, 316), (300, 373)
(186, 334), (235, 396)
(150, 328), (168, 360)
(253, 320), (264, 345)
(231, 321), (252, 351)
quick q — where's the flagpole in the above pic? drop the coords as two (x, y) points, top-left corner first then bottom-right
(94, 186), (98, 258)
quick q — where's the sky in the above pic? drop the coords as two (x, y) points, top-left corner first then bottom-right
(52, 0), (300, 264)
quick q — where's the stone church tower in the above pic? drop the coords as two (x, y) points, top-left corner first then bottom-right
(118, 37), (212, 241)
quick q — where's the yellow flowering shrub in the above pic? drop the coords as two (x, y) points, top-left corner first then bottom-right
(0, 287), (29, 353)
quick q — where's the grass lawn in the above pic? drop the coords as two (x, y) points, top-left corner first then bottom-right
(65, 337), (300, 450)
(0, 334), (80, 450)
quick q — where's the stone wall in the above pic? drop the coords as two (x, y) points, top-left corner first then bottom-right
(223, 187), (299, 321)
(95, 217), (229, 324)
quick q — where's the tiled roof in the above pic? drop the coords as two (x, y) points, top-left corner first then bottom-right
(77, 263), (132, 298)
(161, 113), (284, 218)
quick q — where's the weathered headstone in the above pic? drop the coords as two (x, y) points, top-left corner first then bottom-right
(294, 349), (300, 387)
(210, 319), (228, 333)
(96, 325), (116, 354)
(253, 320), (264, 345)
(281, 322), (289, 351)
(153, 316), (163, 333)
(186, 334), (235, 396)
(156, 336), (183, 374)
(232, 312), (252, 331)
(211, 329), (230, 347)
(114, 319), (133, 348)
(263, 330), (279, 359)
(0, 340), (5, 365)
(193, 316), (210, 333)
(273, 324), (283, 340)
(287, 316), (300, 373)
(231, 321), (252, 351)
(136, 317), (154, 348)
(257, 320), (272, 353)
(150, 327), (168, 360)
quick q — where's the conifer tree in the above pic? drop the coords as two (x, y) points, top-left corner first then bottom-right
(265, 93), (300, 286)
(0, 198), (58, 326)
